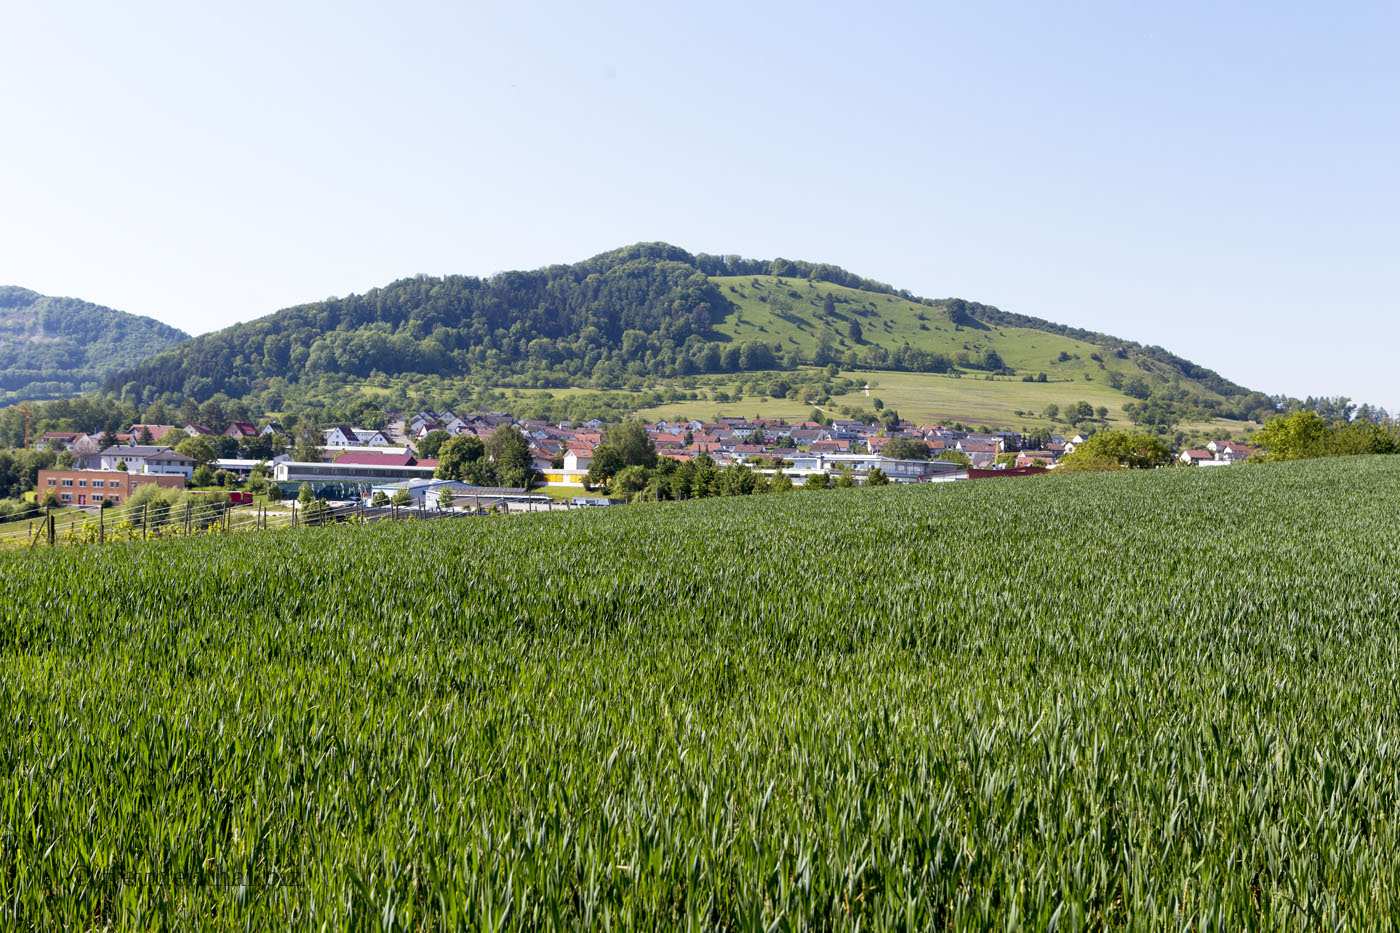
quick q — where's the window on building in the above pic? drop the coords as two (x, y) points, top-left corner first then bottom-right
(93, 494), (104, 502)
(61, 493), (71, 502)
(61, 479), (73, 487)
(109, 495), (120, 504)
(93, 480), (104, 488)
(78, 480), (87, 487)
(46, 478), (55, 486)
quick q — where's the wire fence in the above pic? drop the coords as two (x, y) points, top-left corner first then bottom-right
(0, 494), (491, 551)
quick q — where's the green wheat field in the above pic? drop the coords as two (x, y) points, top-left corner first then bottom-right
(2, 458), (1398, 929)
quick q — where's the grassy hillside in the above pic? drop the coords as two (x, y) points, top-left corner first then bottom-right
(0, 286), (188, 402)
(713, 275), (1153, 387)
(3, 457), (1397, 926)
(634, 367), (1253, 436)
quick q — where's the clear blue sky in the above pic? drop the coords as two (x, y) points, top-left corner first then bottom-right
(2, 2), (1396, 407)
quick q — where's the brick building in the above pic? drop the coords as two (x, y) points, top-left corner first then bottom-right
(37, 470), (185, 507)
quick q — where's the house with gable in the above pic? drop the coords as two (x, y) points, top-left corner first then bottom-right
(1208, 440), (1256, 463)
(98, 445), (195, 481)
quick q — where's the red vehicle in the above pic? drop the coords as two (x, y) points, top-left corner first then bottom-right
(191, 490), (252, 505)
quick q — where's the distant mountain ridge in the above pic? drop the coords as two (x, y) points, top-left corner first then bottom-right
(99, 243), (1257, 414)
(0, 287), (189, 402)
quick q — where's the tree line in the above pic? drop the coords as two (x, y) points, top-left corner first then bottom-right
(576, 422), (891, 501)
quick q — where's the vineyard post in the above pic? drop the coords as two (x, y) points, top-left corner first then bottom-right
(99, 506), (104, 544)
(142, 504), (148, 541)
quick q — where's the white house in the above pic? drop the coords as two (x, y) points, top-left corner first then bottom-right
(98, 445), (195, 481)
(323, 426), (391, 447)
(536, 447), (594, 487)
(563, 448), (593, 473)
(1208, 440), (1256, 463)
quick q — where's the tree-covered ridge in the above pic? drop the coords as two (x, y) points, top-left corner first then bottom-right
(107, 244), (726, 401)
(101, 243), (1254, 409)
(0, 286), (189, 401)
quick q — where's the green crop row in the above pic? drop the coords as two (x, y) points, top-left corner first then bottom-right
(1, 457), (1398, 929)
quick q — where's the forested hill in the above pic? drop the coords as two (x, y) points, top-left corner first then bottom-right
(103, 242), (1256, 409)
(0, 287), (189, 402)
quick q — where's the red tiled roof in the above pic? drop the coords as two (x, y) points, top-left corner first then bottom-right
(333, 452), (417, 467)
(128, 424), (178, 438)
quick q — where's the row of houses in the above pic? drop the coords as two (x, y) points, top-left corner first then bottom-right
(1178, 440), (1258, 466)
(38, 411), (1075, 477)
(40, 421), (287, 450)
(32, 408), (1266, 510)
(41, 421), (396, 451)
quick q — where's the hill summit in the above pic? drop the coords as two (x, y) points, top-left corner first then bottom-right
(101, 243), (1269, 422)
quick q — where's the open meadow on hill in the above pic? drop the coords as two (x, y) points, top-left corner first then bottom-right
(710, 276), (1160, 386)
(2, 457), (1397, 928)
(633, 367), (1256, 435)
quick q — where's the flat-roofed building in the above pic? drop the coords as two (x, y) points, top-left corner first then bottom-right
(776, 453), (964, 484)
(272, 459), (440, 498)
(37, 469), (184, 507)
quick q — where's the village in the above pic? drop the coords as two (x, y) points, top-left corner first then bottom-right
(25, 408), (1259, 516)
